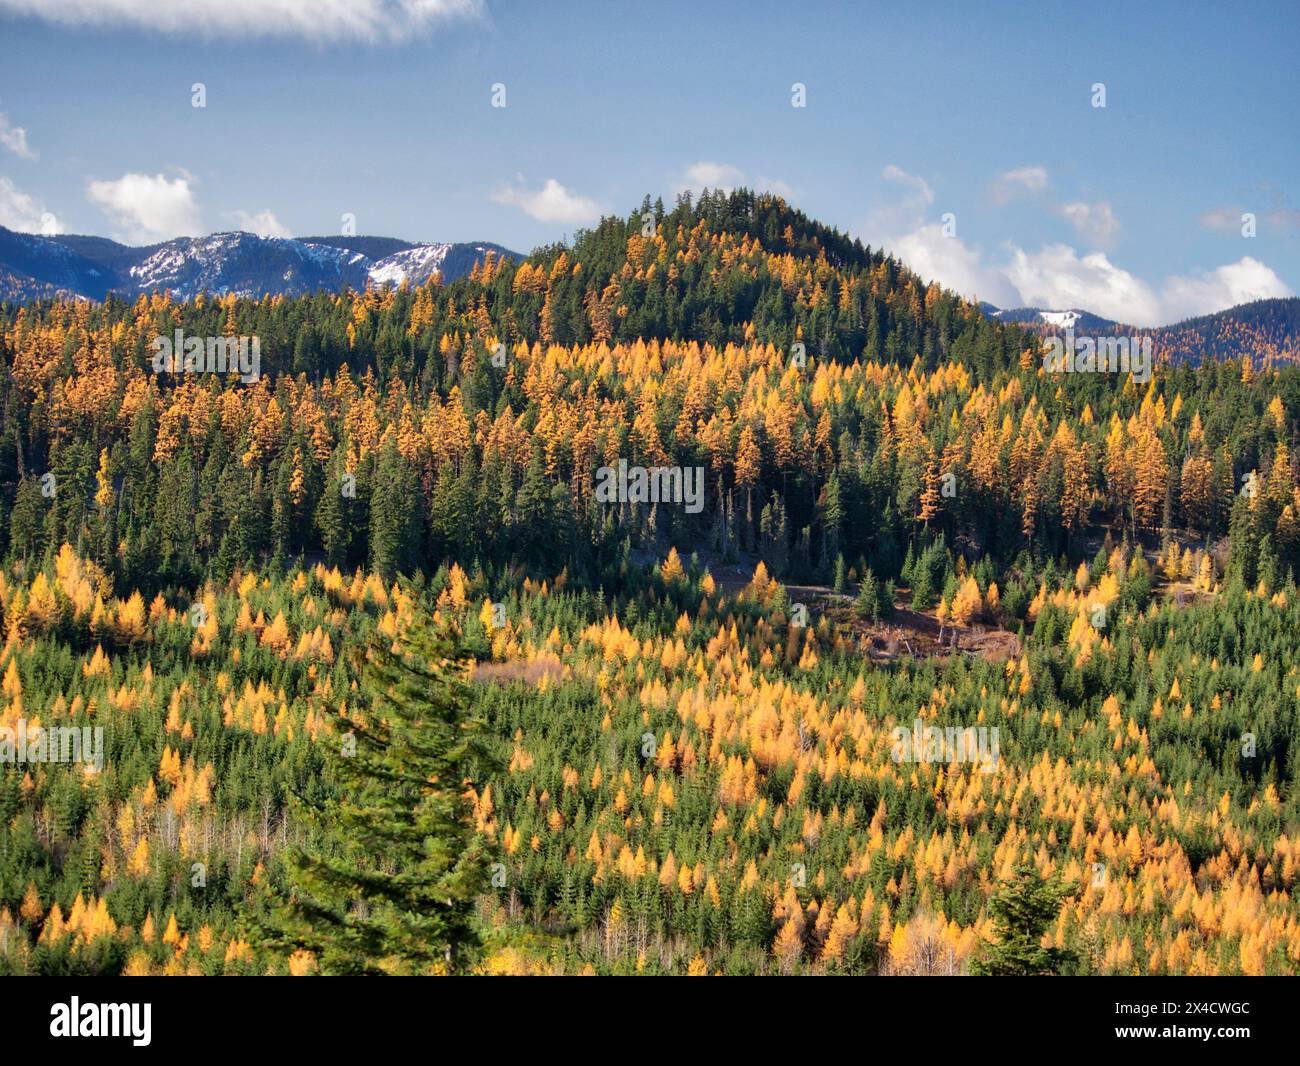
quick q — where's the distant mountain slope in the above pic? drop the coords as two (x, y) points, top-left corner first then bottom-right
(981, 304), (1123, 333)
(0, 226), (121, 300)
(1147, 298), (1300, 365)
(295, 235), (418, 260)
(0, 226), (519, 302)
(982, 298), (1300, 365)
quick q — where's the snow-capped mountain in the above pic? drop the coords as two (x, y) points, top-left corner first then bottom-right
(1037, 310), (1083, 328)
(981, 298), (1300, 365)
(365, 243), (454, 288)
(0, 226), (518, 302)
(979, 303), (1121, 332)
(125, 233), (369, 298)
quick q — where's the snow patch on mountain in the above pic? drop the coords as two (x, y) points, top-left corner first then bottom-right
(1038, 310), (1082, 328)
(0, 225), (520, 301)
(367, 243), (453, 288)
(129, 233), (247, 292)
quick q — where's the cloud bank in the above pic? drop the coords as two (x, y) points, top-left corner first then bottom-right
(869, 165), (1293, 327)
(677, 162), (793, 200)
(0, 175), (54, 232)
(226, 208), (292, 238)
(492, 178), (601, 225)
(0, 0), (483, 43)
(87, 171), (201, 242)
(0, 112), (36, 160)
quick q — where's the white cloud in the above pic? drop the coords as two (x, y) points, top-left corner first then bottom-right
(0, 175), (55, 231)
(991, 165), (1121, 248)
(1160, 257), (1292, 323)
(1201, 201), (1300, 236)
(1004, 244), (1160, 325)
(866, 165), (939, 248)
(0, 0), (482, 42)
(227, 208), (291, 238)
(867, 165), (1014, 303)
(865, 166), (1291, 325)
(1268, 206), (1300, 233)
(982, 244), (1292, 326)
(1059, 200), (1120, 247)
(992, 165), (1047, 202)
(680, 161), (744, 194)
(1199, 206), (1245, 233)
(890, 223), (1019, 308)
(677, 163), (794, 201)
(881, 164), (934, 206)
(756, 175), (796, 199)
(492, 178), (601, 225)
(681, 160), (743, 189)
(1264, 194), (1300, 234)
(87, 171), (201, 242)
(0, 112), (36, 160)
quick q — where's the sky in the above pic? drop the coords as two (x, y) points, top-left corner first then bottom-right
(0, 0), (1296, 326)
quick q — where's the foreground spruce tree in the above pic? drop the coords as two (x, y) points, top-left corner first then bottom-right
(855, 569), (880, 621)
(970, 865), (1079, 976)
(261, 610), (499, 974)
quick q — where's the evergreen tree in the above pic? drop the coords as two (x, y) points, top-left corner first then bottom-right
(821, 472), (844, 571)
(910, 562), (935, 610)
(259, 610), (500, 974)
(855, 568), (879, 622)
(881, 578), (896, 619)
(515, 452), (553, 568)
(316, 468), (350, 568)
(8, 477), (47, 563)
(369, 443), (420, 579)
(970, 866), (1079, 976)
(758, 492), (789, 577)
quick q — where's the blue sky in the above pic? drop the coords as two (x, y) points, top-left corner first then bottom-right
(0, 0), (1296, 325)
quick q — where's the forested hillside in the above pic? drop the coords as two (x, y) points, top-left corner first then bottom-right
(1009, 298), (1300, 368)
(0, 191), (1297, 975)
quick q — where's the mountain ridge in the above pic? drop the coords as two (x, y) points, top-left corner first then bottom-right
(983, 297), (1300, 365)
(0, 225), (519, 302)
(3, 199), (1297, 366)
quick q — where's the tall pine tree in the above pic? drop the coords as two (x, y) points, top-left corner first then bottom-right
(259, 608), (500, 974)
